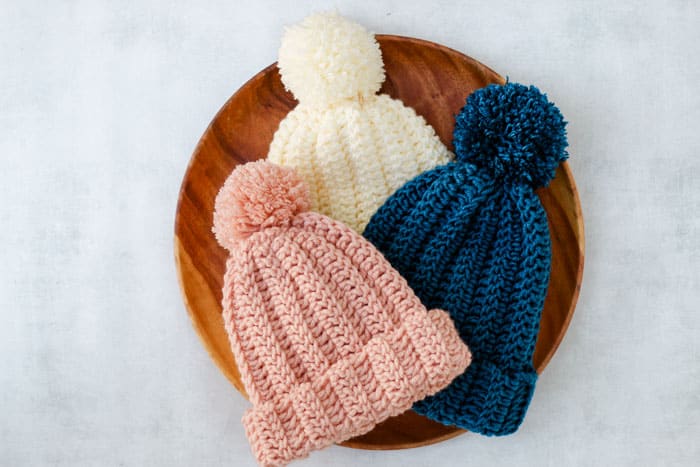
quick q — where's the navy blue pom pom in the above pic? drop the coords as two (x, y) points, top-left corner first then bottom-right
(453, 82), (568, 187)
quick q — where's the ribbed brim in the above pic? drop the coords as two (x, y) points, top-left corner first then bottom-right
(413, 358), (538, 436)
(242, 308), (471, 466)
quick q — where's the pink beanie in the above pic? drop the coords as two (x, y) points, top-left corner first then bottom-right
(213, 160), (471, 466)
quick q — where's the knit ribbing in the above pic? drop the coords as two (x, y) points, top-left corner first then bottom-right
(242, 308), (468, 465)
(269, 98), (452, 233)
(273, 106), (328, 212)
(362, 166), (450, 254)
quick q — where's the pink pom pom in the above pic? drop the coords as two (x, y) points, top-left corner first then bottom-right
(213, 160), (310, 249)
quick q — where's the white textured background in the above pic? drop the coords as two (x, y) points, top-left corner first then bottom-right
(2, 1), (699, 466)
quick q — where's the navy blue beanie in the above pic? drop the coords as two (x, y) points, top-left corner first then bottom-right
(363, 82), (568, 435)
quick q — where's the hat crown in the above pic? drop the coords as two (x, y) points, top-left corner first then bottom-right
(453, 82), (568, 188)
(267, 95), (453, 232)
(278, 13), (385, 106)
(230, 219), (402, 392)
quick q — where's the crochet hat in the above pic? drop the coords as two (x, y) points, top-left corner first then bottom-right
(213, 160), (471, 465)
(267, 12), (452, 233)
(363, 82), (568, 436)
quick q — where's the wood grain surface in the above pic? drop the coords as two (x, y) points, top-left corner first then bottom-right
(174, 35), (585, 450)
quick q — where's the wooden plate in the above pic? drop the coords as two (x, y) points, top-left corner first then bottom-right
(174, 35), (585, 450)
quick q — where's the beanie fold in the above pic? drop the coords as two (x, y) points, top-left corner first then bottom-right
(413, 358), (537, 436)
(243, 308), (470, 466)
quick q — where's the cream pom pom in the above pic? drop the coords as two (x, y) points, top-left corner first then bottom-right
(278, 12), (385, 106)
(213, 161), (310, 249)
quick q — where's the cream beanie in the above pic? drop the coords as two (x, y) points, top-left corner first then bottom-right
(267, 13), (452, 233)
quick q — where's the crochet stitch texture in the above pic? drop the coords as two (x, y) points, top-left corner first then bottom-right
(213, 160), (471, 466)
(363, 82), (568, 436)
(268, 13), (452, 233)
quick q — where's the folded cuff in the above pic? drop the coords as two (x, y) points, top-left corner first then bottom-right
(242, 308), (471, 466)
(413, 358), (538, 436)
